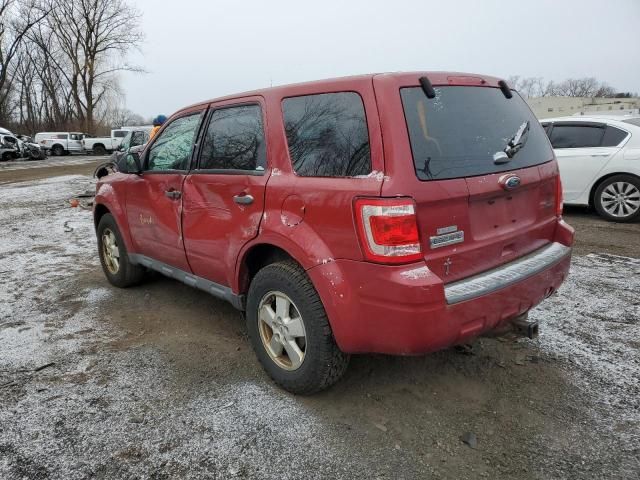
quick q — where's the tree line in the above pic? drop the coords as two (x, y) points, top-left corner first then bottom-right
(508, 76), (637, 99)
(0, 0), (143, 136)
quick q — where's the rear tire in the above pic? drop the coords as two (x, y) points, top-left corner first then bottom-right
(246, 260), (349, 394)
(93, 144), (106, 156)
(51, 144), (64, 156)
(97, 213), (145, 287)
(594, 174), (640, 223)
(1, 152), (12, 162)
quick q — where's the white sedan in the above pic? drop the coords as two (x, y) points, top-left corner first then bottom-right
(542, 115), (640, 222)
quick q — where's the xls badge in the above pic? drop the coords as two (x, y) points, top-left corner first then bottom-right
(430, 225), (464, 249)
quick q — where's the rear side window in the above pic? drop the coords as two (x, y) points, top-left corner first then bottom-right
(282, 92), (371, 177)
(199, 105), (266, 171)
(549, 125), (604, 148)
(401, 86), (553, 181)
(113, 130), (128, 138)
(601, 126), (628, 147)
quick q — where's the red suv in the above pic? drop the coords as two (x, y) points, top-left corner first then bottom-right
(94, 72), (574, 394)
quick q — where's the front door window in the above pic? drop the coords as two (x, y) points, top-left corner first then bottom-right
(146, 114), (202, 171)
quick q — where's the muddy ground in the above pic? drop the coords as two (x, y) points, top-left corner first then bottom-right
(0, 163), (638, 479)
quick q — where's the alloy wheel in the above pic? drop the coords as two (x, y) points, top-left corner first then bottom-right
(258, 291), (307, 371)
(101, 228), (120, 274)
(600, 181), (640, 218)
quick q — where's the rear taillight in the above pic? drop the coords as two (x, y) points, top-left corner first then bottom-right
(556, 175), (563, 217)
(354, 198), (422, 264)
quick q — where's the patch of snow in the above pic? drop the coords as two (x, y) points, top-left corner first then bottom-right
(532, 253), (640, 445)
(0, 175), (102, 369)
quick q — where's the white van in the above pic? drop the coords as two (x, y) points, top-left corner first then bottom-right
(34, 132), (86, 156)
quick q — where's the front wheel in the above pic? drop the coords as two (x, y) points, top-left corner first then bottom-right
(246, 260), (349, 394)
(594, 175), (640, 222)
(97, 213), (145, 287)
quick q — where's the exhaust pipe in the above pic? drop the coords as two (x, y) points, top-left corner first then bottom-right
(511, 313), (539, 339)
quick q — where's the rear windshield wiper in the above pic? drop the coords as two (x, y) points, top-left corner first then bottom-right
(494, 121), (530, 164)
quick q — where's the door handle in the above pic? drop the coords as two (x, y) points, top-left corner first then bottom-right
(165, 189), (181, 200)
(233, 193), (254, 205)
(590, 154), (609, 157)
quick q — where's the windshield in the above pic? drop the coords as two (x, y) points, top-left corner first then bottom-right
(400, 86), (553, 181)
(622, 118), (640, 127)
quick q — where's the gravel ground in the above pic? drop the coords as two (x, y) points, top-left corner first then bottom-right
(0, 170), (639, 479)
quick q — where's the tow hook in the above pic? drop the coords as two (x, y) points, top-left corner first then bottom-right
(511, 314), (539, 339)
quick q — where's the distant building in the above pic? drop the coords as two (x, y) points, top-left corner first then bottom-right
(526, 96), (640, 119)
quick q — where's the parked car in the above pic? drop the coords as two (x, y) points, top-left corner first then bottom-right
(34, 132), (85, 156)
(542, 116), (640, 222)
(83, 128), (133, 155)
(0, 131), (21, 161)
(17, 135), (47, 160)
(93, 72), (574, 393)
(109, 128), (152, 165)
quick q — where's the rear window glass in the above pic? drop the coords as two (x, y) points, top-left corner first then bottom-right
(282, 92), (371, 177)
(400, 86), (553, 181)
(601, 126), (628, 147)
(622, 118), (640, 127)
(549, 125), (604, 148)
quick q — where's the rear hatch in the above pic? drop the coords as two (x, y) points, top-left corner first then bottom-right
(390, 80), (559, 282)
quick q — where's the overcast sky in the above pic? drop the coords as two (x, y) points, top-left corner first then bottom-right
(122, 0), (640, 118)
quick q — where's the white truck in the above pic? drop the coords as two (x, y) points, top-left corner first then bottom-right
(82, 128), (134, 155)
(34, 132), (86, 156)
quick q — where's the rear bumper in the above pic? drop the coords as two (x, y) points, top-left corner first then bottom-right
(444, 242), (570, 304)
(307, 220), (574, 355)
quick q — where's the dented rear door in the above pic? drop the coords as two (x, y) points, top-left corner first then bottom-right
(182, 98), (268, 287)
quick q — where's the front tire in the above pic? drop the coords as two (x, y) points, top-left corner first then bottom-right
(594, 175), (640, 223)
(97, 213), (145, 287)
(246, 260), (349, 394)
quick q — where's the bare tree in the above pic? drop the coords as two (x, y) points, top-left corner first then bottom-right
(104, 104), (145, 129)
(45, 0), (144, 133)
(508, 75), (631, 99)
(0, 0), (48, 124)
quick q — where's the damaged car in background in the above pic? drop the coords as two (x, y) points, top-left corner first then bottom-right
(92, 72), (574, 394)
(0, 128), (47, 161)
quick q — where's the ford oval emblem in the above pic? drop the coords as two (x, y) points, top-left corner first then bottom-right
(501, 174), (521, 191)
